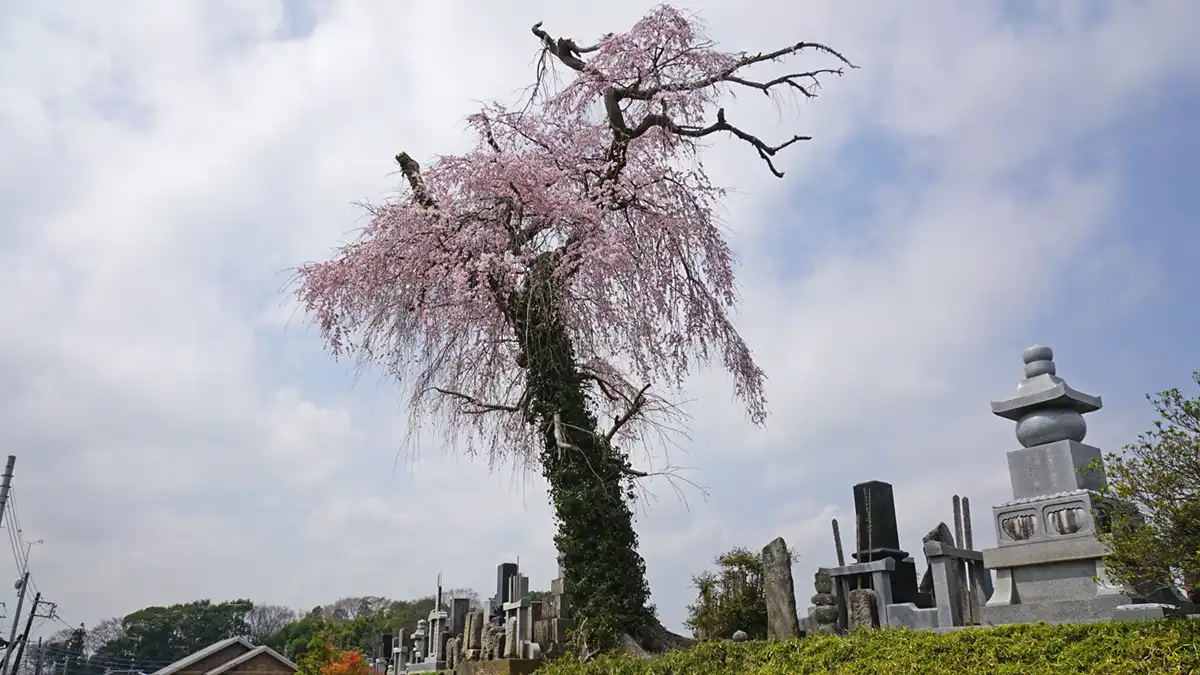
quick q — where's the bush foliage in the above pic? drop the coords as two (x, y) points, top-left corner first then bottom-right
(684, 546), (787, 640)
(296, 632), (371, 675)
(1098, 371), (1200, 598)
(537, 621), (1200, 675)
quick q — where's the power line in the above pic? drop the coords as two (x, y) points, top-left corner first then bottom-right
(0, 464), (158, 675)
(6, 491), (42, 599)
(37, 652), (172, 668)
(5, 503), (24, 572)
(35, 663), (164, 675)
(32, 645), (175, 671)
(33, 646), (174, 669)
(8, 491), (27, 561)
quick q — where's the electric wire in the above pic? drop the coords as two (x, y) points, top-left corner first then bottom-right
(7, 491), (40, 598)
(34, 644), (174, 668)
(3, 487), (184, 675)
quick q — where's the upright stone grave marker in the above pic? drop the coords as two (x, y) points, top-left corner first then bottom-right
(490, 562), (518, 620)
(762, 536), (802, 639)
(502, 572), (535, 659)
(852, 480), (919, 605)
(534, 563), (574, 657)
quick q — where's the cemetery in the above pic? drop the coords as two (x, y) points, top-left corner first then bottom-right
(382, 346), (1200, 674)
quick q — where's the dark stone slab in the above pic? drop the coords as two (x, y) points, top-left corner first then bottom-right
(452, 598), (471, 636)
(919, 522), (956, 595)
(497, 563), (518, 602)
(852, 480), (903, 560)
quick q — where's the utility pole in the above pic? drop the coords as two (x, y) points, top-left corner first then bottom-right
(1, 573), (30, 673)
(0, 456), (16, 529)
(30, 639), (40, 675)
(9, 593), (40, 675)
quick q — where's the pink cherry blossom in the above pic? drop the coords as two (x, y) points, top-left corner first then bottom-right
(292, 4), (851, 468)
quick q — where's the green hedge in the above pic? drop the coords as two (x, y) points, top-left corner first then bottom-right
(537, 620), (1200, 674)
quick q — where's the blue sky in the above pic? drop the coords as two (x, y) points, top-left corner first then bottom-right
(0, 0), (1197, 652)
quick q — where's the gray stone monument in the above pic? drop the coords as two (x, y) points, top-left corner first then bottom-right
(450, 597), (470, 637)
(464, 609), (484, 661)
(806, 570), (838, 635)
(411, 619), (427, 662)
(847, 588), (879, 628)
(405, 576), (450, 672)
(825, 480), (924, 630)
(501, 572), (537, 660)
(533, 563), (573, 657)
(886, 509), (993, 632)
(980, 345), (1133, 625)
(762, 536), (802, 639)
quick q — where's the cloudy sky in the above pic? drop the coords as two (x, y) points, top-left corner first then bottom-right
(2, 0), (1198, 654)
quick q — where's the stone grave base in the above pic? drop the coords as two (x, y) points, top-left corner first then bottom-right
(454, 659), (543, 675)
(981, 595), (1130, 626)
(403, 663), (445, 673)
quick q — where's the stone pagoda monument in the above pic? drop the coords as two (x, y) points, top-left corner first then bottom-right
(980, 344), (1186, 624)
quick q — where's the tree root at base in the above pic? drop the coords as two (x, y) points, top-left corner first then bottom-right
(602, 621), (697, 660)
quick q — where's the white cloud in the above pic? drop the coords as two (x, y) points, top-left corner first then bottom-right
(1, 0), (1196, 641)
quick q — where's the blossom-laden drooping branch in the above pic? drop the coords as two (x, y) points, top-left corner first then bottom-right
(294, 4), (850, 470)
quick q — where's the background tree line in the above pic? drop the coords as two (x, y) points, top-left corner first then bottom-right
(22, 590), (484, 675)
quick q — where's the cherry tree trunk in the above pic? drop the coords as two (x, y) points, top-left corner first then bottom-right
(512, 263), (654, 648)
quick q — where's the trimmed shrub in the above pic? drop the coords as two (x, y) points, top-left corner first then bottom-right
(537, 620), (1200, 674)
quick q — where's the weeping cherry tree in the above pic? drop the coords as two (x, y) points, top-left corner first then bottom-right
(293, 4), (850, 654)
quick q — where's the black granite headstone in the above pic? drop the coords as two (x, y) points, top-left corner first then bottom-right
(852, 480), (903, 560)
(851, 480), (920, 605)
(490, 562), (518, 618)
(450, 597), (470, 635)
(496, 563), (518, 601)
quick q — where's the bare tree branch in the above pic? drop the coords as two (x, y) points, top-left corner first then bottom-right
(626, 107), (807, 178)
(531, 21), (611, 71)
(431, 386), (526, 414)
(605, 383), (652, 443)
(531, 21), (855, 178)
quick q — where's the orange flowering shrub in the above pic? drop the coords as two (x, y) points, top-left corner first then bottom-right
(297, 632), (371, 675)
(321, 649), (371, 675)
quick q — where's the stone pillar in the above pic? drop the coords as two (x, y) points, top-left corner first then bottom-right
(451, 598), (470, 637)
(848, 588), (879, 628)
(504, 616), (519, 658)
(925, 541), (965, 627)
(762, 536), (801, 639)
(534, 566), (573, 658)
(918, 522), (955, 596)
(464, 610), (483, 660)
(396, 631), (409, 666)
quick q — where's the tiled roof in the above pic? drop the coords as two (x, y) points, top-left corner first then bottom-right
(150, 637), (256, 675)
(205, 646), (297, 675)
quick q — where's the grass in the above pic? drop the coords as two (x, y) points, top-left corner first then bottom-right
(537, 620), (1200, 674)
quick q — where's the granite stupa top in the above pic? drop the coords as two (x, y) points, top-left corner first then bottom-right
(990, 345), (1102, 422)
